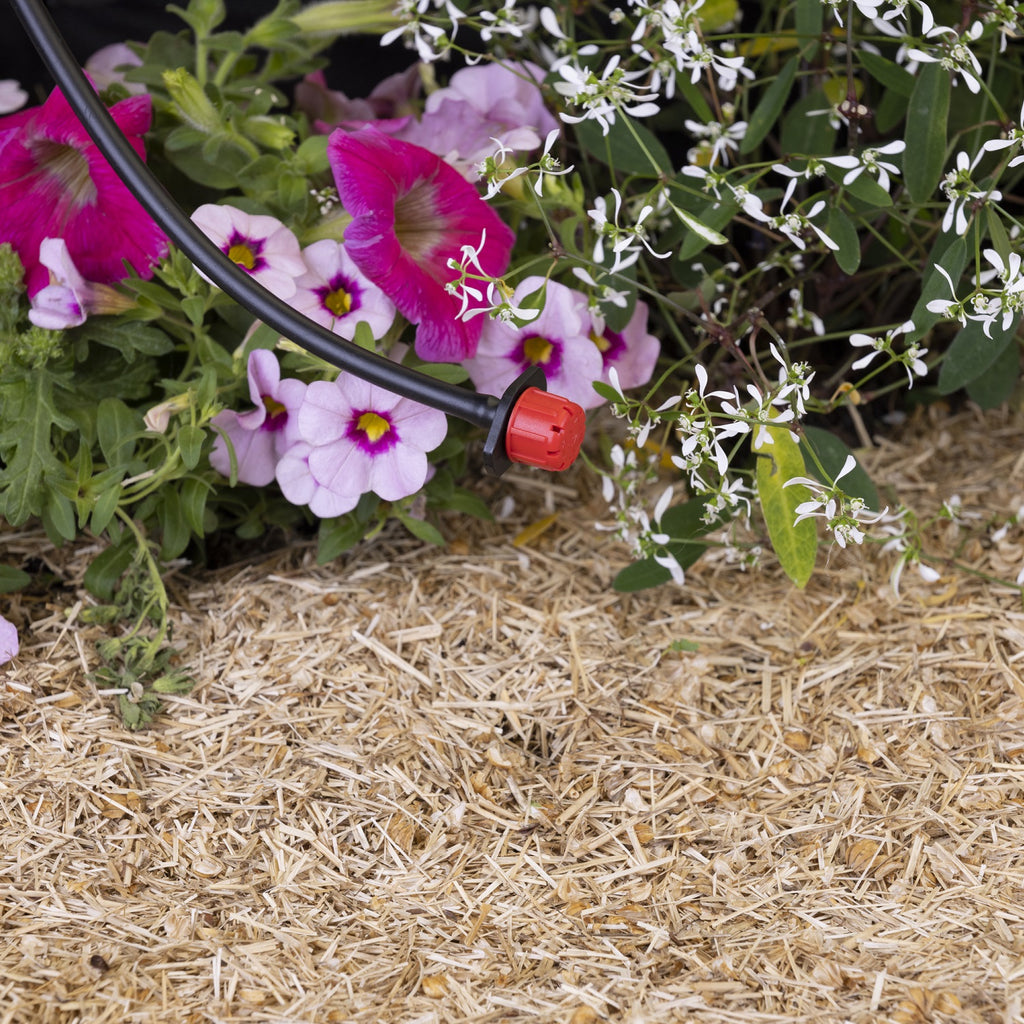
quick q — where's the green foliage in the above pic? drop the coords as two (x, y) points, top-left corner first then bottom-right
(755, 426), (817, 589)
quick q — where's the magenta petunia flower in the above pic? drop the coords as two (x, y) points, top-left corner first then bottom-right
(463, 277), (605, 409)
(328, 126), (515, 362)
(0, 86), (168, 295)
(0, 613), (17, 666)
(277, 375), (448, 516)
(210, 349), (307, 487)
(290, 240), (397, 341)
(586, 299), (661, 393)
(191, 204), (307, 301)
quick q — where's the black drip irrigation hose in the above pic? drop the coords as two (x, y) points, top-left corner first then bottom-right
(8, 0), (557, 475)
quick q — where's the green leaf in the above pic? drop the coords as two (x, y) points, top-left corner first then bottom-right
(840, 170), (893, 209)
(441, 487), (494, 521)
(938, 314), (1022, 394)
(904, 63), (950, 204)
(90, 484), (122, 537)
(177, 424), (206, 471)
(676, 199), (739, 261)
(827, 207), (861, 274)
(398, 513), (445, 546)
(180, 477), (211, 536)
(802, 426), (879, 510)
(795, 0), (823, 51)
(83, 539), (135, 602)
(986, 207), (1012, 265)
(965, 337), (1020, 409)
(97, 397), (140, 468)
(857, 50), (915, 97)
(159, 488), (192, 560)
(574, 116), (673, 177)
(0, 565), (31, 593)
(781, 88), (836, 158)
(741, 56), (798, 154)
(754, 424), (818, 588)
(317, 513), (366, 563)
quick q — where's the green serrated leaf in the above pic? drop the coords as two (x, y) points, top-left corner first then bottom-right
(904, 63), (950, 204)
(0, 367), (75, 525)
(741, 56), (798, 155)
(754, 424), (818, 588)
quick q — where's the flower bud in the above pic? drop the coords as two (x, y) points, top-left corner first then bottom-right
(162, 68), (223, 134)
(288, 1), (403, 37)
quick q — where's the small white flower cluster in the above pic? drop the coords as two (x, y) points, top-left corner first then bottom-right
(381, 0), (463, 62)
(477, 131), (573, 201)
(444, 229), (540, 325)
(927, 248), (1024, 339)
(848, 320), (927, 387)
(785, 455), (888, 549)
(587, 187), (671, 274)
(552, 55), (661, 136)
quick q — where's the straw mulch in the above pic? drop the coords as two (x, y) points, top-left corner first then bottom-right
(3, 404), (1024, 1024)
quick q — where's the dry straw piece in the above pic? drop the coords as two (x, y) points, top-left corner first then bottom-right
(2, 404), (1024, 1023)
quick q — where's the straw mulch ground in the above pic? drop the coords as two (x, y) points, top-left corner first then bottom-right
(3, 404), (1024, 1024)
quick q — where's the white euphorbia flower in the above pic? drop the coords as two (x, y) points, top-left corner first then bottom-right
(821, 140), (906, 193)
(785, 455), (888, 549)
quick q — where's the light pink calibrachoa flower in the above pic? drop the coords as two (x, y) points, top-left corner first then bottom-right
(276, 376), (448, 517)
(0, 86), (168, 295)
(190, 204), (306, 300)
(400, 61), (559, 174)
(28, 238), (135, 329)
(0, 614), (17, 666)
(327, 126), (515, 362)
(0, 80), (27, 114)
(209, 349), (307, 487)
(587, 299), (661, 394)
(289, 240), (397, 340)
(294, 66), (420, 135)
(84, 44), (145, 95)
(463, 277), (605, 409)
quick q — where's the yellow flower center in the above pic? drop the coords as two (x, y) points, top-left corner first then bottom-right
(523, 336), (554, 365)
(262, 395), (287, 419)
(228, 243), (257, 270)
(325, 287), (353, 317)
(357, 411), (391, 443)
(590, 330), (611, 353)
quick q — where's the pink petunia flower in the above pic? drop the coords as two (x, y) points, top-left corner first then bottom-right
(277, 375), (448, 516)
(28, 238), (136, 329)
(586, 299), (661, 393)
(0, 613), (17, 666)
(0, 86), (168, 296)
(401, 62), (559, 175)
(290, 240), (397, 340)
(191, 204), (307, 300)
(328, 126), (515, 362)
(209, 349), (307, 487)
(85, 44), (145, 95)
(463, 277), (605, 409)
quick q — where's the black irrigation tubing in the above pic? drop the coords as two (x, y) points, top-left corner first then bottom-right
(9, 0), (545, 473)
